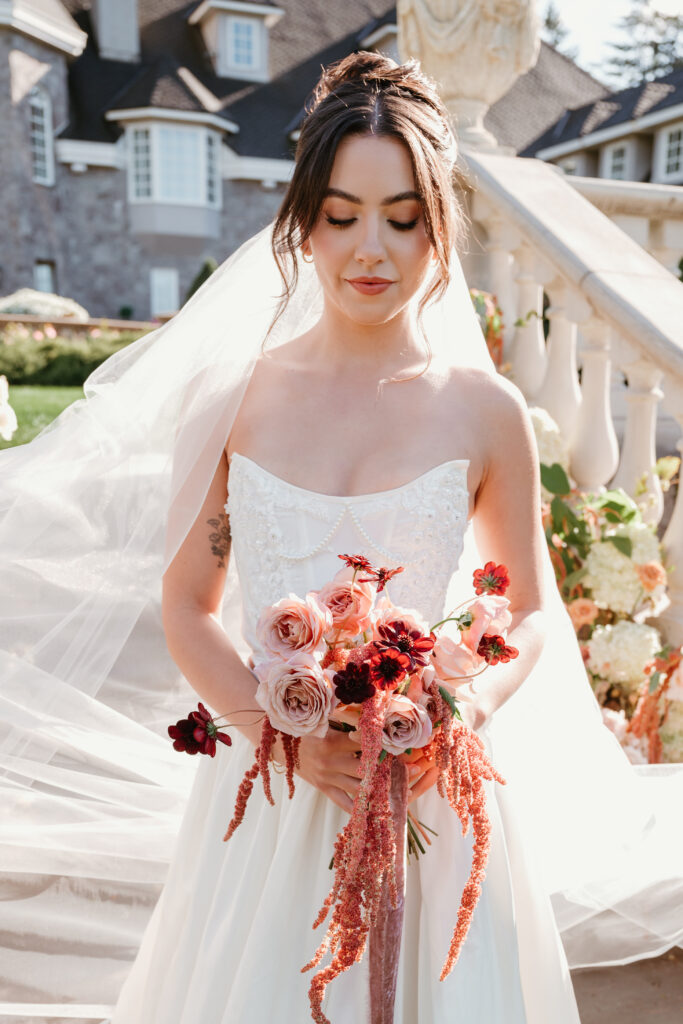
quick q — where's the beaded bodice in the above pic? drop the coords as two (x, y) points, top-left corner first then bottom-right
(225, 453), (470, 659)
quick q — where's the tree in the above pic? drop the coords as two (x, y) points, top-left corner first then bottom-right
(542, 2), (579, 60)
(604, 0), (683, 86)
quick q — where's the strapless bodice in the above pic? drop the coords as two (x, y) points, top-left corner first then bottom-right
(224, 452), (470, 659)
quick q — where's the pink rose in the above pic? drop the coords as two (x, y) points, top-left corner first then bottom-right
(254, 653), (335, 738)
(370, 595), (429, 637)
(256, 592), (332, 658)
(432, 633), (482, 682)
(381, 693), (433, 755)
(460, 594), (511, 655)
(567, 597), (599, 629)
(315, 566), (374, 638)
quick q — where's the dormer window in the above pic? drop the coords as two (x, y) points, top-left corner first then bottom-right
(227, 17), (259, 72)
(188, 2), (284, 82)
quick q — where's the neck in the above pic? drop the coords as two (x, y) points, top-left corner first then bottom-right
(308, 297), (427, 378)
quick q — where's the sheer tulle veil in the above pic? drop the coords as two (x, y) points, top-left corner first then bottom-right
(0, 219), (681, 1014)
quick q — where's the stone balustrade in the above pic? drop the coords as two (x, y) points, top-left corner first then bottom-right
(463, 152), (683, 643)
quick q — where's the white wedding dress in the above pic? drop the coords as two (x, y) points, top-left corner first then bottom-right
(110, 451), (581, 1024)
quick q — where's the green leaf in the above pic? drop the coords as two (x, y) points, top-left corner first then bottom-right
(648, 671), (662, 694)
(540, 462), (571, 496)
(438, 685), (458, 717)
(378, 749), (388, 763)
(560, 566), (588, 595)
(605, 534), (632, 557)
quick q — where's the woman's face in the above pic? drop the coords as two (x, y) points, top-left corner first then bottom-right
(304, 133), (436, 325)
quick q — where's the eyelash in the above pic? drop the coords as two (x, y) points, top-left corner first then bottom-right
(325, 215), (419, 231)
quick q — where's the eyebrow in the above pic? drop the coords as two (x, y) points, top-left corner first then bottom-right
(323, 187), (422, 205)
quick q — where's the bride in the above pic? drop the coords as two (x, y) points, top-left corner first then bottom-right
(1, 51), (681, 1024)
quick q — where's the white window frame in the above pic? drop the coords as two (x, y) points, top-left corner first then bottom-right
(664, 127), (682, 177)
(609, 144), (627, 179)
(127, 122), (222, 208)
(33, 261), (56, 293)
(150, 267), (179, 317)
(29, 87), (55, 186)
(220, 15), (265, 78)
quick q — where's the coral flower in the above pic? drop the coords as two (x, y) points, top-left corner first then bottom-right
(635, 560), (668, 592)
(567, 597), (600, 629)
(333, 661), (376, 704)
(368, 647), (412, 688)
(472, 561), (510, 596)
(358, 565), (405, 592)
(168, 702), (232, 757)
(476, 634), (518, 665)
(374, 619), (435, 669)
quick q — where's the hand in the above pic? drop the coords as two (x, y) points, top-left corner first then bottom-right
(272, 727), (363, 815)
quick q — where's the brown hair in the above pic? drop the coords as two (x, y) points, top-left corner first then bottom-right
(265, 50), (468, 377)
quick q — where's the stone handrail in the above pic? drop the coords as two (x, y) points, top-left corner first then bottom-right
(463, 151), (683, 643)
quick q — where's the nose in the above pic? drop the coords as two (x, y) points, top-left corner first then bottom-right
(354, 214), (387, 267)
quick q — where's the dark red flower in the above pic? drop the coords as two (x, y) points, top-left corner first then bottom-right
(472, 561), (510, 596)
(375, 619), (435, 669)
(368, 646), (412, 688)
(333, 660), (376, 704)
(358, 564), (404, 592)
(338, 553), (374, 572)
(476, 633), (519, 665)
(168, 701), (232, 757)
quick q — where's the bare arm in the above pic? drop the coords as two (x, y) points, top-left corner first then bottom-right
(409, 375), (548, 801)
(162, 449), (364, 812)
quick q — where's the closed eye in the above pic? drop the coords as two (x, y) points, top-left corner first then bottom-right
(325, 215), (419, 231)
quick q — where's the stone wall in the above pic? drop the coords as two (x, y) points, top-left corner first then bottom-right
(0, 30), (287, 319)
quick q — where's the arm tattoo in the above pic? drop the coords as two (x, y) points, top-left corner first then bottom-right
(206, 513), (231, 568)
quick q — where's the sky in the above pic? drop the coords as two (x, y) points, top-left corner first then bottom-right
(536, 0), (683, 86)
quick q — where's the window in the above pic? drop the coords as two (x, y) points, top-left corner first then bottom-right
(129, 124), (221, 207)
(132, 127), (152, 198)
(665, 128), (682, 176)
(150, 268), (179, 317)
(29, 88), (55, 186)
(226, 17), (259, 71)
(33, 261), (55, 293)
(609, 145), (626, 179)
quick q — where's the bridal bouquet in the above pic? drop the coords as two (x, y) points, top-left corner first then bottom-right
(169, 554), (516, 1024)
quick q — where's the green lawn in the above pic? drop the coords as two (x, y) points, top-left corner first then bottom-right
(0, 385), (84, 450)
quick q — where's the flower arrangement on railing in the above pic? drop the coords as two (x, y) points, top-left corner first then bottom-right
(469, 289), (508, 372)
(538, 455), (682, 764)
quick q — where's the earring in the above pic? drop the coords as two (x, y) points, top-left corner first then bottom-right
(302, 251), (314, 264)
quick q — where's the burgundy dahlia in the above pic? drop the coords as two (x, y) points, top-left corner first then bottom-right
(333, 661), (376, 704)
(338, 553), (374, 572)
(168, 702), (232, 757)
(375, 619), (435, 669)
(476, 633), (519, 666)
(358, 564), (404, 592)
(368, 647), (412, 689)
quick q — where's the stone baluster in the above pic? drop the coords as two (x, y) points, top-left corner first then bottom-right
(659, 406), (683, 644)
(510, 244), (549, 400)
(533, 278), (583, 445)
(484, 217), (520, 359)
(569, 317), (620, 492)
(610, 357), (664, 526)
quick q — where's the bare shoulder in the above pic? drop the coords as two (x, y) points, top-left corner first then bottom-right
(446, 366), (532, 451)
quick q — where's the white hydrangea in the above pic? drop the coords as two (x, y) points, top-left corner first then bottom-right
(587, 619), (661, 687)
(661, 700), (683, 764)
(583, 521), (662, 613)
(528, 406), (571, 500)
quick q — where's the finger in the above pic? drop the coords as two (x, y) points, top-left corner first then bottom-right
(326, 786), (355, 814)
(407, 766), (439, 803)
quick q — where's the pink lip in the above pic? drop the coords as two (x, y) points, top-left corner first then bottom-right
(347, 278), (394, 295)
